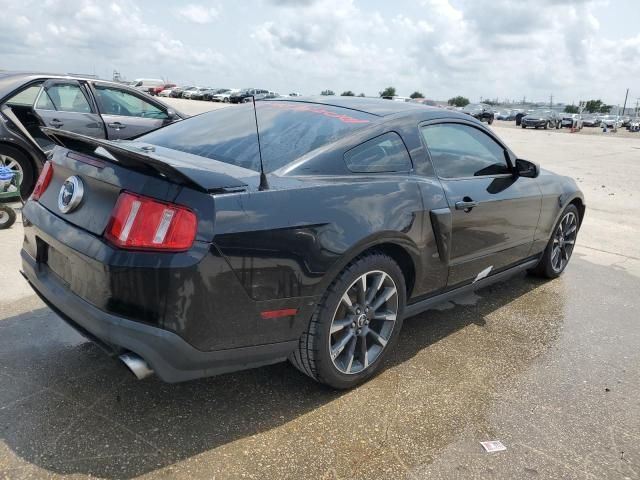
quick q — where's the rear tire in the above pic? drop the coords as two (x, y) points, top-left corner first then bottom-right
(530, 204), (580, 279)
(290, 253), (406, 389)
(0, 145), (34, 200)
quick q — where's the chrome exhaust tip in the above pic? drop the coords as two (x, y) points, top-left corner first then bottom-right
(119, 352), (154, 380)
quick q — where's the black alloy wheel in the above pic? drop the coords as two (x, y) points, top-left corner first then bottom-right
(290, 253), (406, 389)
(531, 204), (580, 278)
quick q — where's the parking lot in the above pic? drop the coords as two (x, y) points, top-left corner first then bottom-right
(1, 102), (640, 479)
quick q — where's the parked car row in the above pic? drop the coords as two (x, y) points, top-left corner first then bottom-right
(155, 85), (289, 103)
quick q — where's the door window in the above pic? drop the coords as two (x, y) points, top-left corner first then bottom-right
(36, 83), (92, 113)
(344, 132), (412, 173)
(421, 123), (510, 178)
(93, 85), (168, 119)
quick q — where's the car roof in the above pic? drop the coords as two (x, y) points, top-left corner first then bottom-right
(264, 96), (452, 118)
(0, 71), (144, 100)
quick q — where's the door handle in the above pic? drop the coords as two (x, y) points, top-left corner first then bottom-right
(50, 119), (64, 128)
(455, 197), (479, 212)
(108, 122), (126, 130)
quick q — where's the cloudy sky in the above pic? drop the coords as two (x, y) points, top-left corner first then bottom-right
(1, 0), (638, 105)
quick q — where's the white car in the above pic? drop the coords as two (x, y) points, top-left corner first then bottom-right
(158, 88), (175, 97)
(212, 88), (239, 103)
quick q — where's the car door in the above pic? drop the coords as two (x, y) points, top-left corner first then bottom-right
(90, 83), (172, 140)
(33, 80), (106, 139)
(420, 121), (542, 286)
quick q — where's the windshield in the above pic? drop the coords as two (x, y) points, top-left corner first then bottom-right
(139, 101), (377, 172)
(463, 104), (482, 112)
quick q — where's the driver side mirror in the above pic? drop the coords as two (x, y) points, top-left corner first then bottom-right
(166, 108), (178, 120)
(516, 159), (540, 178)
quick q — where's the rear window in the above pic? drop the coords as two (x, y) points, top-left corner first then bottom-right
(139, 101), (376, 172)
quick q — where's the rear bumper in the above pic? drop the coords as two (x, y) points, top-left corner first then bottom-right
(21, 251), (297, 382)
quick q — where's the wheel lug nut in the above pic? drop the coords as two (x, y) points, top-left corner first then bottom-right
(356, 329), (361, 334)
(351, 322), (356, 328)
(365, 320), (369, 325)
(356, 309), (361, 314)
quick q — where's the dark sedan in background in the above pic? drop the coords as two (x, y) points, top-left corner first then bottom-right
(21, 97), (584, 389)
(230, 88), (270, 103)
(521, 109), (561, 129)
(0, 72), (184, 197)
(462, 103), (495, 124)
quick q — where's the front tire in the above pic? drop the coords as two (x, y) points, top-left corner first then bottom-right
(530, 205), (580, 279)
(290, 253), (406, 389)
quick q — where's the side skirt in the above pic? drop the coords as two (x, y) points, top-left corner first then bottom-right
(403, 257), (540, 319)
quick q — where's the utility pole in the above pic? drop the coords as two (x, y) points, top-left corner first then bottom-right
(621, 88), (629, 116)
(549, 94), (553, 108)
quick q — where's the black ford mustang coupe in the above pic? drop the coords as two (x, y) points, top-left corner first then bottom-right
(21, 98), (584, 389)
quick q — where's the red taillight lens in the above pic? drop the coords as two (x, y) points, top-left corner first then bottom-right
(105, 192), (197, 251)
(30, 161), (54, 201)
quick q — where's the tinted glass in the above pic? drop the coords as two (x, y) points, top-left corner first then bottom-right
(344, 132), (412, 173)
(421, 123), (510, 178)
(94, 86), (167, 119)
(6, 83), (43, 107)
(36, 83), (92, 113)
(139, 101), (376, 172)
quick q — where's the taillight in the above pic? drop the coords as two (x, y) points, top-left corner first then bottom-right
(105, 192), (197, 251)
(30, 161), (54, 201)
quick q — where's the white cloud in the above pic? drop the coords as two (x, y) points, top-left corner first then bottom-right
(0, 0), (638, 103)
(177, 4), (220, 24)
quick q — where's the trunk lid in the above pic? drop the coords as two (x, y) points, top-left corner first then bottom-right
(37, 128), (253, 238)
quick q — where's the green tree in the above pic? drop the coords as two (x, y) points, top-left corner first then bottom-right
(599, 104), (612, 114)
(379, 86), (396, 97)
(320, 89), (335, 96)
(358, 93), (366, 97)
(409, 91), (424, 99)
(584, 99), (603, 113)
(447, 95), (470, 107)
(564, 104), (579, 113)
(341, 90), (355, 96)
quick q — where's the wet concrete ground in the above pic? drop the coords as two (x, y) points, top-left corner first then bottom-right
(1, 113), (639, 479)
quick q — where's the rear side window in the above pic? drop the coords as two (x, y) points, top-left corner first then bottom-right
(5, 83), (43, 107)
(139, 102), (376, 172)
(36, 83), (92, 113)
(421, 123), (510, 178)
(344, 132), (412, 173)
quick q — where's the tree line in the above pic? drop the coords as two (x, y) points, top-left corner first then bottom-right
(319, 88), (614, 114)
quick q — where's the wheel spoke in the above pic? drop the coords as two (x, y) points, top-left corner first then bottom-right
(330, 318), (352, 334)
(564, 239), (575, 245)
(341, 293), (356, 314)
(373, 310), (396, 322)
(566, 224), (577, 235)
(371, 286), (397, 311)
(356, 274), (367, 306)
(366, 272), (386, 305)
(331, 331), (354, 360)
(368, 330), (388, 348)
(360, 337), (369, 369)
(344, 337), (357, 373)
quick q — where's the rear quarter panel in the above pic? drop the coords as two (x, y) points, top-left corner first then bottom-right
(212, 176), (436, 302)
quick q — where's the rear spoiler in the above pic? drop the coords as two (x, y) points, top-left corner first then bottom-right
(41, 127), (248, 193)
